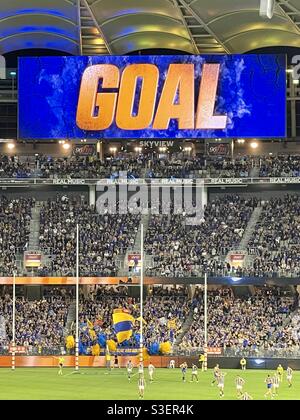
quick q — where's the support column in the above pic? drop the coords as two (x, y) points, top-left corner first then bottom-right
(201, 186), (208, 210)
(189, 285), (195, 300)
(290, 73), (297, 138)
(97, 141), (104, 161)
(89, 185), (96, 207)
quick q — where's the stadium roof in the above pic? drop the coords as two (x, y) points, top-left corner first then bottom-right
(1, 0), (300, 55)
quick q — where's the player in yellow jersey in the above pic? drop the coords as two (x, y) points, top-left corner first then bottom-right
(240, 358), (247, 371)
(277, 364), (284, 383)
(199, 354), (205, 372)
(58, 357), (64, 376)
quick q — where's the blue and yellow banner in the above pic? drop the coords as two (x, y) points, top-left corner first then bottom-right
(112, 310), (134, 344)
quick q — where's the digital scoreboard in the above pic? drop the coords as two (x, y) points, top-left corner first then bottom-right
(18, 54), (286, 139)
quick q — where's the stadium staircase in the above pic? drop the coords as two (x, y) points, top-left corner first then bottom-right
(172, 311), (195, 353)
(15, 201), (42, 275)
(239, 206), (263, 250)
(138, 165), (148, 178)
(23, 201), (51, 273)
(249, 165), (260, 177)
(118, 213), (151, 275)
(64, 301), (76, 337)
(225, 206), (263, 270)
(0, 315), (6, 343)
(15, 254), (23, 275)
(28, 202), (41, 251)
(133, 214), (151, 252)
(269, 306), (299, 343)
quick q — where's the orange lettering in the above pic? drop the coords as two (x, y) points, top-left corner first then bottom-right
(76, 64), (119, 131)
(153, 64), (194, 130)
(196, 63), (227, 130)
(76, 62), (227, 133)
(116, 64), (159, 130)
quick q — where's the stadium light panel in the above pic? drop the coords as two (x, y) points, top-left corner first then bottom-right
(259, 0), (275, 19)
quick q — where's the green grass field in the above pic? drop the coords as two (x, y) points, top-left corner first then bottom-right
(0, 368), (298, 400)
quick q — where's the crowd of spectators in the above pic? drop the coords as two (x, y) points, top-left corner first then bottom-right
(142, 286), (190, 348)
(0, 197), (33, 276)
(0, 288), (72, 353)
(0, 285), (189, 354)
(39, 196), (140, 276)
(0, 155), (32, 178)
(147, 156), (253, 179)
(0, 285), (299, 357)
(277, 311), (300, 352)
(78, 285), (190, 353)
(145, 195), (257, 277)
(1, 192), (300, 279)
(247, 195), (300, 277)
(2, 153), (300, 179)
(180, 286), (298, 355)
(259, 155), (300, 177)
(37, 156), (146, 179)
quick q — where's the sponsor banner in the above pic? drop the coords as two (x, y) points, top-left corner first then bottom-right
(9, 346), (26, 354)
(53, 179), (86, 185)
(207, 348), (222, 355)
(128, 253), (142, 269)
(0, 177), (300, 186)
(24, 253), (42, 268)
(230, 254), (246, 262)
(206, 142), (231, 157)
(0, 277), (140, 285)
(270, 177), (300, 184)
(0, 276), (298, 286)
(74, 144), (96, 156)
(0, 355), (193, 368)
(19, 54), (286, 139)
(205, 178), (247, 185)
(229, 254), (246, 268)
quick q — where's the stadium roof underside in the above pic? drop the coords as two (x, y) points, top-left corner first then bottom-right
(1, 0), (300, 55)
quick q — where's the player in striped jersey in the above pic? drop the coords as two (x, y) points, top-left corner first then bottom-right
(138, 362), (144, 378)
(273, 373), (280, 396)
(287, 367), (293, 388)
(180, 362), (188, 383)
(211, 364), (220, 386)
(239, 392), (253, 400)
(235, 375), (245, 397)
(217, 372), (227, 398)
(148, 363), (155, 383)
(138, 375), (146, 399)
(190, 364), (199, 383)
(127, 360), (133, 382)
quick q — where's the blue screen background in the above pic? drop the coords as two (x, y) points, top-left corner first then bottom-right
(18, 54), (286, 139)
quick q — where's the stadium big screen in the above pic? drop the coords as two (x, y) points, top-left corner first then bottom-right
(18, 54), (286, 139)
